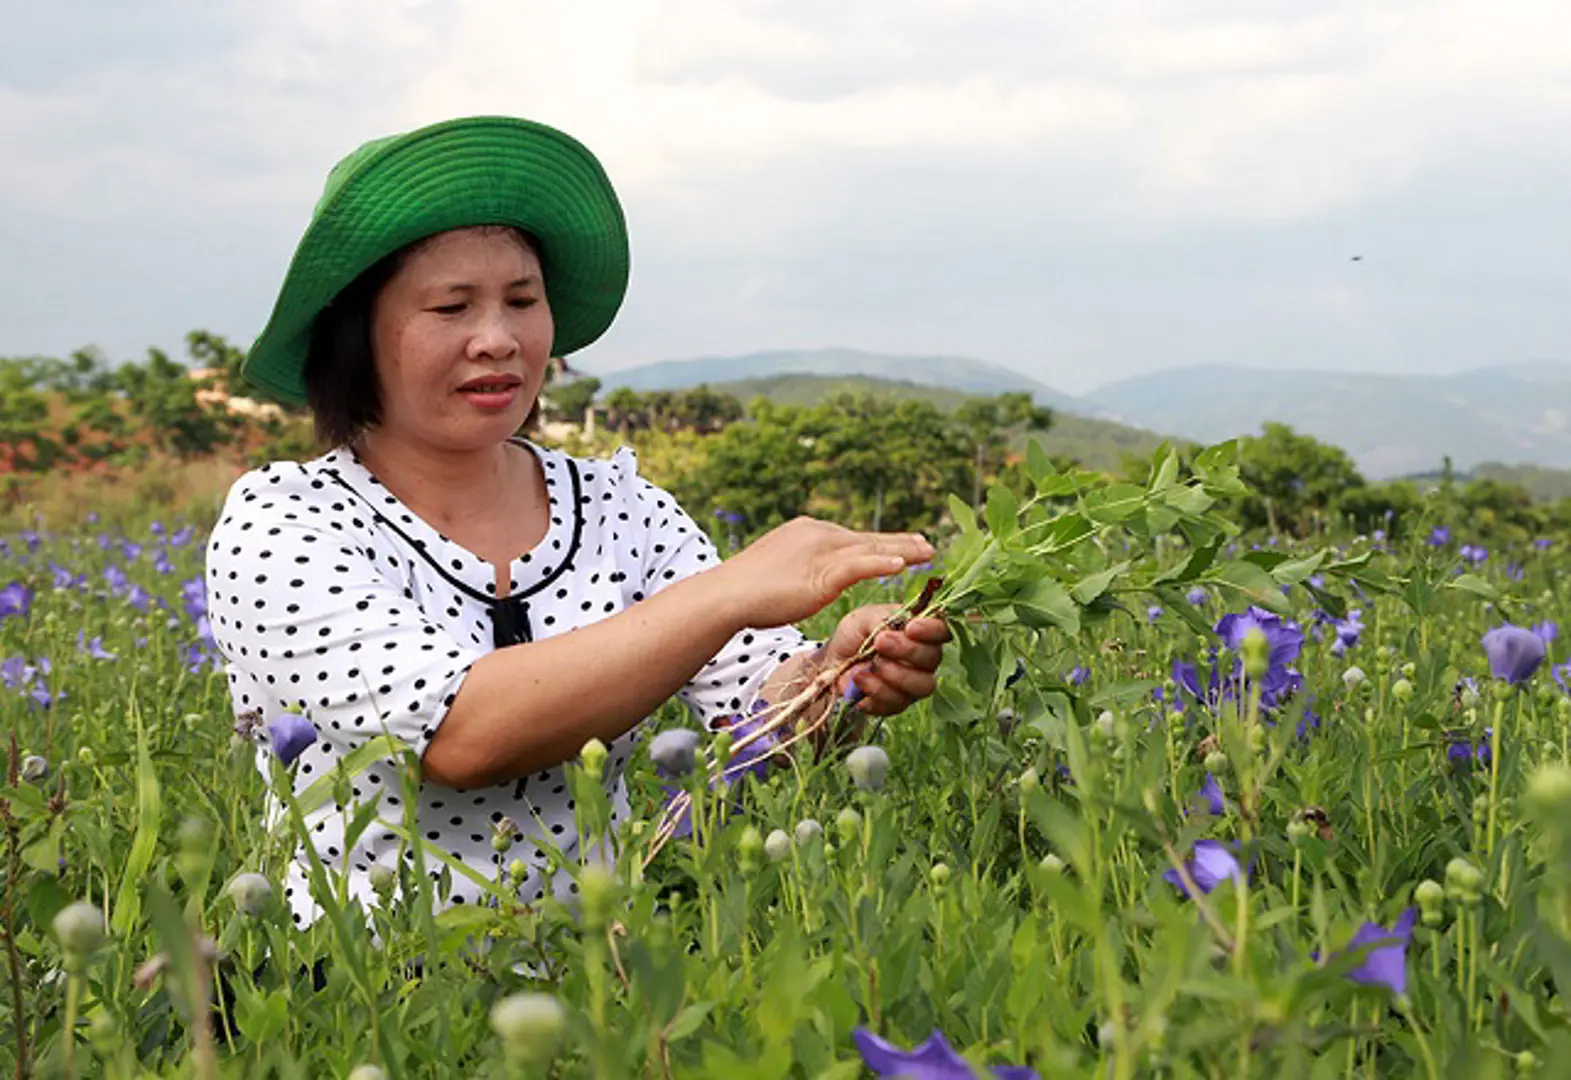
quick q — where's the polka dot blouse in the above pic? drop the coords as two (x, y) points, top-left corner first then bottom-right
(205, 438), (821, 924)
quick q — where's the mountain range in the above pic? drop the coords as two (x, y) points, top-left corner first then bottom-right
(580, 349), (1571, 480)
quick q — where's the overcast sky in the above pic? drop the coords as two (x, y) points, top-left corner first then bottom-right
(2, 0), (1568, 395)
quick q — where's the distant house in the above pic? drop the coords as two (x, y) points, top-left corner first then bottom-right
(186, 367), (288, 423)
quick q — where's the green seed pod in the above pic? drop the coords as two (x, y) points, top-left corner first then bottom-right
(507, 859), (531, 888)
(1516, 1050), (1537, 1073)
(834, 807), (863, 846)
(1203, 750), (1229, 775)
(1342, 667), (1367, 691)
(764, 829), (792, 864)
(1445, 856), (1484, 904)
(1019, 766), (1040, 795)
(491, 816), (516, 854)
(794, 818), (824, 845)
(1400, 662), (1417, 679)
(76, 745), (95, 766)
(490, 992), (566, 1063)
(1391, 678), (1414, 702)
(929, 862), (951, 890)
(53, 901), (105, 960)
(227, 873), (274, 917)
(1286, 819), (1311, 845)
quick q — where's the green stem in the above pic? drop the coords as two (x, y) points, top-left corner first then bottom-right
(63, 972), (80, 1080)
(1484, 698), (1506, 859)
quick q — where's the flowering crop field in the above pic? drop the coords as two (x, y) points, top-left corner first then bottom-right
(3, 442), (1571, 1080)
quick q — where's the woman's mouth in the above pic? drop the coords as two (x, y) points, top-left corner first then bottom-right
(457, 376), (523, 410)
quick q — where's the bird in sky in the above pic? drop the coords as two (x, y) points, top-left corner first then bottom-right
(1350, 255), (1363, 262)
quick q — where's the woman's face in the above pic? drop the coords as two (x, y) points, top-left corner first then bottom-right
(368, 226), (553, 454)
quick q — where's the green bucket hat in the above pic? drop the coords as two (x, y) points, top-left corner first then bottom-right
(242, 115), (630, 406)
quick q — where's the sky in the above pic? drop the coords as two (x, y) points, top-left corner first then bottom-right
(2, 0), (1568, 396)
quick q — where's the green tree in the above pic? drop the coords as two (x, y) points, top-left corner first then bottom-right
(546, 375), (601, 423)
(1235, 422), (1365, 535)
(114, 348), (237, 458)
(951, 391), (1053, 508)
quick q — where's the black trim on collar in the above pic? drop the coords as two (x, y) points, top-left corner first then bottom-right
(317, 444), (585, 621)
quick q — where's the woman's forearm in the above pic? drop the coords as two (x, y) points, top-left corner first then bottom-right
(423, 566), (749, 788)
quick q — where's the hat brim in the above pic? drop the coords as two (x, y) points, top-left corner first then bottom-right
(242, 116), (629, 407)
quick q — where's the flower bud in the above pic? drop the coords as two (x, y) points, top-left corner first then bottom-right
(1516, 1050), (1537, 1074)
(846, 745), (890, 792)
(76, 746), (94, 766)
(794, 818), (824, 845)
(348, 1066), (387, 1080)
(648, 729), (701, 777)
(227, 872), (274, 917)
(1445, 856), (1484, 904)
(764, 829), (791, 864)
(711, 730), (733, 766)
(1286, 819), (1311, 845)
(369, 863), (397, 902)
(1241, 628), (1270, 679)
(995, 708), (1019, 738)
(834, 807), (863, 846)
(1391, 678), (1414, 702)
(1462, 683), (1483, 709)
(1342, 667), (1366, 692)
(1019, 766), (1040, 795)
(578, 738), (608, 780)
(577, 863), (614, 930)
(21, 754), (48, 784)
(1524, 762), (1571, 825)
(507, 859), (531, 888)
(1400, 662), (1417, 679)
(490, 992), (566, 1063)
(1203, 750), (1229, 775)
(177, 815), (213, 855)
(53, 901), (105, 959)
(491, 817), (516, 854)
(738, 826), (764, 874)
(1414, 879), (1445, 926)
(1039, 853), (1066, 875)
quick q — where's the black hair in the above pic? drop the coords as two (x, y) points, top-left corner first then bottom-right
(302, 226), (543, 449)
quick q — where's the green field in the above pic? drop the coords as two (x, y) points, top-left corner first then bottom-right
(2, 441), (1570, 1078)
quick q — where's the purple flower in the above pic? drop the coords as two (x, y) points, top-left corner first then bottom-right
(103, 564), (128, 594)
(1005, 659), (1027, 689)
(1507, 564), (1524, 582)
(267, 713), (317, 765)
(1339, 909), (1417, 997)
(170, 526), (194, 548)
(1195, 774), (1225, 816)
(1214, 607), (1305, 709)
(1448, 729), (1492, 769)
(1532, 621), (1557, 645)
(852, 1028), (1039, 1080)
(1482, 625), (1547, 684)
(1147, 605), (1164, 624)
(1329, 609), (1364, 657)
(0, 581), (31, 620)
(1163, 840), (1245, 898)
(75, 631), (117, 661)
(1066, 666), (1089, 686)
(1535, 538), (1553, 551)
(1186, 587), (1209, 607)
(1427, 526), (1451, 547)
(1460, 544), (1488, 565)
(1555, 661), (1570, 693)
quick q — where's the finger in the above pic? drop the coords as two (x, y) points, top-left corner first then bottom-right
(831, 554), (913, 595)
(863, 658), (936, 702)
(872, 631), (944, 672)
(860, 532), (934, 564)
(901, 617), (952, 644)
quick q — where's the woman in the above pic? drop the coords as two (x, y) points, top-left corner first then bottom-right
(207, 116), (947, 925)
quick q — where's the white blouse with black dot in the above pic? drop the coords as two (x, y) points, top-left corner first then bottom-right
(205, 438), (820, 924)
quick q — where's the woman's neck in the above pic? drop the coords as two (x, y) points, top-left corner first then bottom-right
(350, 431), (528, 535)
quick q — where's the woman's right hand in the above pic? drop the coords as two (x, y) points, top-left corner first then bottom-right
(714, 516), (935, 629)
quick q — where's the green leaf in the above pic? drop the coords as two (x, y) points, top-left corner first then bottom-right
(287, 735), (411, 820)
(1083, 483), (1145, 524)
(668, 1001), (716, 1041)
(1011, 578), (1081, 635)
(984, 484), (1019, 541)
(112, 702), (163, 936)
(1269, 551), (1326, 586)
(947, 493), (979, 538)
(1069, 561), (1128, 606)
(1448, 573), (1499, 601)
(1025, 438), (1056, 489)
(1209, 560), (1290, 614)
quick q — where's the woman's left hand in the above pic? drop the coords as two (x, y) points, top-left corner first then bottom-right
(821, 604), (951, 716)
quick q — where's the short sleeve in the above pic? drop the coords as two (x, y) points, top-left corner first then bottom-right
(205, 467), (485, 762)
(610, 446), (822, 729)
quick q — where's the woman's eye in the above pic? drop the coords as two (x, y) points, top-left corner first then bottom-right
(430, 303), (466, 315)
(509, 296), (538, 309)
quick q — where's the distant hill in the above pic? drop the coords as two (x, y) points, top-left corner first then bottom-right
(600, 370), (1173, 474)
(1468, 461), (1571, 503)
(583, 348), (1084, 411)
(1084, 362), (1571, 480)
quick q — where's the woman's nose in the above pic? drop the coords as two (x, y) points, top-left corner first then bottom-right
(467, 306), (520, 360)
